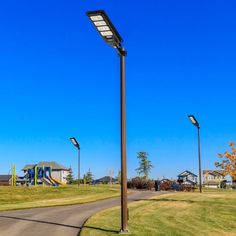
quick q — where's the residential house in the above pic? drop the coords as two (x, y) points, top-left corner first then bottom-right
(0, 175), (12, 186)
(177, 170), (198, 186)
(203, 170), (227, 188)
(94, 176), (118, 184)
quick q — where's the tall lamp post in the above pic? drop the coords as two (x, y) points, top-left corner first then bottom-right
(70, 137), (80, 187)
(87, 10), (129, 233)
(188, 115), (202, 193)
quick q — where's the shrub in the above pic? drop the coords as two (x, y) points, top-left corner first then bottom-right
(160, 180), (173, 191)
(127, 177), (155, 190)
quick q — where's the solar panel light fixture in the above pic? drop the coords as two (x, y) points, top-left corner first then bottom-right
(188, 115), (200, 128)
(86, 10), (128, 232)
(70, 137), (80, 149)
(87, 10), (123, 49)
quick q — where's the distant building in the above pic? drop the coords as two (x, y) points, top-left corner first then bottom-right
(203, 170), (228, 188)
(94, 176), (118, 184)
(177, 170), (198, 186)
(0, 175), (12, 186)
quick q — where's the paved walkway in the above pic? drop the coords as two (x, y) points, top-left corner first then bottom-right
(0, 191), (167, 236)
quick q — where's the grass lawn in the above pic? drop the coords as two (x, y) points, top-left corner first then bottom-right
(81, 189), (236, 236)
(0, 184), (120, 211)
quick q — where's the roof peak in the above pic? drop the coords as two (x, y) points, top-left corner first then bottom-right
(178, 170), (197, 177)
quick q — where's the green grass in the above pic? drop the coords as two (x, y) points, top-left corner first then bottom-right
(0, 184), (120, 211)
(81, 189), (236, 236)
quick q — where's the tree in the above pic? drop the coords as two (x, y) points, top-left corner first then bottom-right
(84, 169), (94, 184)
(215, 141), (236, 180)
(108, 169), (114, 184)
(136, 152), (153, 179)
(83, 174), (86, 185)
(66, 166), (74, 184)
(116, 171), (121, 184)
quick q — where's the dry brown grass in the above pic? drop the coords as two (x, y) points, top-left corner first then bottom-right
(81, 189), (236, 236)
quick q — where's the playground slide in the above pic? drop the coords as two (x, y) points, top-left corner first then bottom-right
(46, 176), (57, 186)
(40, 178), (51, 186)
(50, 177), (65, 186)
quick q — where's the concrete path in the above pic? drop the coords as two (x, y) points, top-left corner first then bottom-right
(0, 191), (167, 236)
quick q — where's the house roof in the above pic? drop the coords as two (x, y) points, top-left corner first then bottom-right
(37, 162), (69, 170)
(203, 170), (226, 176)
(22, 164), (36, 171)
(22, 162), (69, 171)
(95, 176), (117, 182)
(0, 175), (12, 181)
(178, 170), (197, 177)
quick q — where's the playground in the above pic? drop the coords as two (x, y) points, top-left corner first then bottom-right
(25, 165), (64, 186)
(0, 163), (121, 212)
(0, 162), (121, 212)
(1, 162), (69, 187)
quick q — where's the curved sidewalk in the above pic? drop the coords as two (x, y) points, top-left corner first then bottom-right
(0, 191), (167, 236)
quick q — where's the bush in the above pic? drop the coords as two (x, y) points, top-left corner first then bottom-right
(160, 180), (196, 192)
(127, 177), (155, 190)
(160, 180), (173, 191)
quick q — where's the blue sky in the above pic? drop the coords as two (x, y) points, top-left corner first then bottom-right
(0, 0), (236, 179)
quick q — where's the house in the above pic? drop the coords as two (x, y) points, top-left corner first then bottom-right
(203, 170), (227, 188)
(0, 175), (12, 186)
(22, 161), (70, 184)
(94, 176), (118, 184)
(177, 170), (198, 186)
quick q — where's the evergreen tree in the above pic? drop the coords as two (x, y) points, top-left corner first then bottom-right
(136, 152), (153, 179)
(85, 169), (94, 184)
(66, 167), (74, 184)
(83, 174), (86, 185)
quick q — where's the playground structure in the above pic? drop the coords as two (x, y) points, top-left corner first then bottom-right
(1, 162), (67, 187)
(26, 165), (65, 186)
(11, 164), (17, 187)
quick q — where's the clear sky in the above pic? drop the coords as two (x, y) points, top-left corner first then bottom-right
(0, 0), (236, 180)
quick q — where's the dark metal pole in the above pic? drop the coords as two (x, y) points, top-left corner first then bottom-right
(119, 48), (128, 233)
(198, 127), (202, 193)
(78, 148), (80, 187)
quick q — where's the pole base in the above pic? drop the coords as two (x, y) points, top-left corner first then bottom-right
(119, 229), (130, 234)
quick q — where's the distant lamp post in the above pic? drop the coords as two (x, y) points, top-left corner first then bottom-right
(87, 10), (129, 233)
(70, 137), (80, 187)
(188, 115), (202, 193)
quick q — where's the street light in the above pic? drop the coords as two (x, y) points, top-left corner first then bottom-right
(70, 137), (80, 187)
(188, 115), (202, 193)
(87, 10), (129, 234)
(86, 10), (123, 50)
